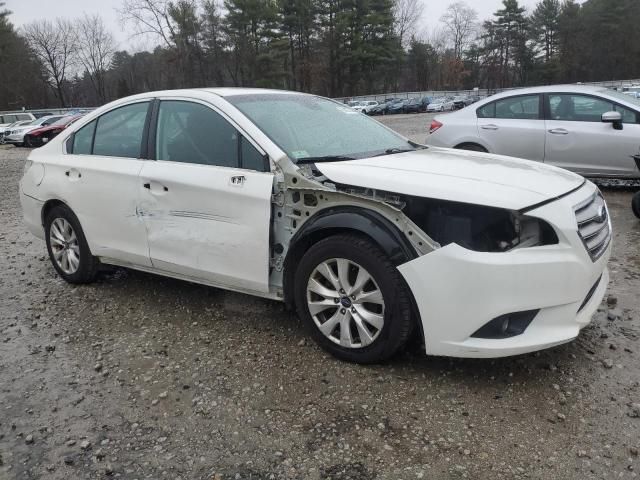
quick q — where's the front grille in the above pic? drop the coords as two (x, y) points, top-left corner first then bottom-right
(574, 192), (611, 261)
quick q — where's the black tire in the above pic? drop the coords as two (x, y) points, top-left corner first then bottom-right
(24, 136), (33, 148)
(455, 143), (488, 153)
(44, 205), (99, 284)
(632, 191), (640, 219)
(294, 234), (414, 364)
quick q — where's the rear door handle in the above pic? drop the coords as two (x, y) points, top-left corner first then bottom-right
(548, 128), (569, 135)
(480, 124), (499, 130)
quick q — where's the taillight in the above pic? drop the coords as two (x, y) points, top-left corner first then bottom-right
(429, 119), (443, 134)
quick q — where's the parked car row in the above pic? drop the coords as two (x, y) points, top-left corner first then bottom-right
(2, 114), (84, 147)
(347, 95), (479, 116)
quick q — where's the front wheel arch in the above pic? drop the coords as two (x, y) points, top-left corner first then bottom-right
(282, 207), (417, 308)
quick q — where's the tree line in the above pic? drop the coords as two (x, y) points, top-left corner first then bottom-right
(0, 0), (639, 110)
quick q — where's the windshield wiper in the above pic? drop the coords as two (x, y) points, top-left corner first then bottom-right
(296, 155), (356, 164)
(372, 148), (415, 157)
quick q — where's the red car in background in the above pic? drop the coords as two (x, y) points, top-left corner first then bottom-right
(24, 114), (84, 148)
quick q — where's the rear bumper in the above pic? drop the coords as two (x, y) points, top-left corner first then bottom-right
(398, 182), (611, 358)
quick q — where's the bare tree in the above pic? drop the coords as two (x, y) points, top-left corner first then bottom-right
(118, 0), (177, 48)
(22, 19), (76, 107)
(440, 1), (478, 59)
(75, 14), (116, 103)
(393, 0), (424, 48)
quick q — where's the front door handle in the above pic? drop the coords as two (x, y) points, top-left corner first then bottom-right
(143, 181), (168, 193)
(548, 128), (569, 135)
(230, 175), (246, 186)
(480, 124), (499, 130)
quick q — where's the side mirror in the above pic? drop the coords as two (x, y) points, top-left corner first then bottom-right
(602, 111), (623, 130)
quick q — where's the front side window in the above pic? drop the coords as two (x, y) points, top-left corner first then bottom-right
(227, 94), (415, 162)
(93, 102), (149, 158)
(156, 100), (240, 168)
(548, 94), (609, 122)
(154, 100), (266, 170)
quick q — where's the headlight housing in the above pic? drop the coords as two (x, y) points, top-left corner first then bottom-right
(403, 197), (558, 252)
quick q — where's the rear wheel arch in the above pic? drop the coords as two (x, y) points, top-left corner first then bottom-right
(41, 199), (70, 227)
(282, 207), (417, 308)
(454, 142), (489, 153)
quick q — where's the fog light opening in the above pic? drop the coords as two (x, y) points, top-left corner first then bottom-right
(471, 310), (539, 339)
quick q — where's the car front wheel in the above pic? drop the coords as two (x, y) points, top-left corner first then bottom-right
(45, 205), (99, 283)
(294, 234), (413, 364)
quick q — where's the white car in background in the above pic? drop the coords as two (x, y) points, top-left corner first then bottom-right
(0, 120), (33, 144)
(426, 97), (454, 112)
(4, 115), (65, 146)
(20, 88), (610, 363)
(0, 112), (35, 127)
(426, 85), (640, 178)
(354, 101), (379, 114)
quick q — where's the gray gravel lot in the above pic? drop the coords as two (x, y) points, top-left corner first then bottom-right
(1, 118), (639, 479)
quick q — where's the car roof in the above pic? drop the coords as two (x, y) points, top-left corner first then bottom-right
(484, 84), (606, 100)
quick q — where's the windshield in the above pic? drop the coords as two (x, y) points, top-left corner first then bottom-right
(604, 89), (640, 108)
(50, 116), (76, 127)
(228, 94), (417, 162)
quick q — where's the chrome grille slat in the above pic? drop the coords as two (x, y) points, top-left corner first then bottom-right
(574, 192), (611, 262)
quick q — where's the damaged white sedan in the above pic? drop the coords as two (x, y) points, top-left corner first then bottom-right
(20, 89), (611, 363)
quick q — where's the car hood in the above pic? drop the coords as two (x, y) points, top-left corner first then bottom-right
(314, 147), (584, 211)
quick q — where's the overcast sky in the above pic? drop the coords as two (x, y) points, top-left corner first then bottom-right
(5, 0), (562, 51)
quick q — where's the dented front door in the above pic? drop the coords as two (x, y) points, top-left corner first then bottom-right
(138, 161), (274, 293)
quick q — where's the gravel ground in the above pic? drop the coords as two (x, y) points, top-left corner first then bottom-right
(1, 125), (639, 480)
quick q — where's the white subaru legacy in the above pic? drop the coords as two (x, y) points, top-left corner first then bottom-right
(20, 89), (611, 363)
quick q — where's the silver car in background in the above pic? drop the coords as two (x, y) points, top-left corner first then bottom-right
(426, 85), (640, 178)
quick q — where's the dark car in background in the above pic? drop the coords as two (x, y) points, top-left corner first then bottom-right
(386, 99), (407, 114)
(368, 98), (399, 115)
(24, 114), (83, 147)
(402, 97), (424, 113)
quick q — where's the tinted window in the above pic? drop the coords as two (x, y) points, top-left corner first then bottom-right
(155, 100), (239, 168)
(17, 114), (31, 121)
(495, 95), (539, 119)
(3, 114), (17, 123)
(71, 120), (96, 155)
(93, 102), (149, 158)
(476, 102), (495, 118)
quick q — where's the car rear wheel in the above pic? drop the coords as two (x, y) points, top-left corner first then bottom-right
(632, 191), (640, 219)
(45, 205), (99, 284)
(294, 234), (413, 364)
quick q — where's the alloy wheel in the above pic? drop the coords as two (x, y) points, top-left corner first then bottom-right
(306, 258), (385, 349)
(49, 217), (81, 274)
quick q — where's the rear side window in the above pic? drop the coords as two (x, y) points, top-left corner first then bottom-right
(93, 102), (149, 158)
(476, 103), (495, 118)
(2, 114), (17, 123)
(71, 120), (96, 155)
(477, 95), (540, 120)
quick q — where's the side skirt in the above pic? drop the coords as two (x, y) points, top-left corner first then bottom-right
(98, 257), (284, 302)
